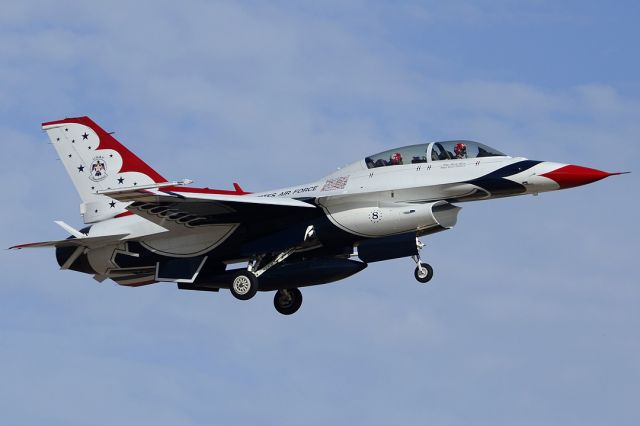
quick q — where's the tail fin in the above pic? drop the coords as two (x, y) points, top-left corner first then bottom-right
(42, 116), (167, 223)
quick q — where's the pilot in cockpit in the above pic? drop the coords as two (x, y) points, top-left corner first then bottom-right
(390, 152), (403, 165)
(454, 143), (468, 159)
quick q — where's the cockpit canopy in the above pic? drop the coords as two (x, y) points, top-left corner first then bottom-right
(365, 140), (506, 169)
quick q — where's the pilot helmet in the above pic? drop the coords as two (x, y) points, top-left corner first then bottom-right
(391, 152), (403, 164)
(454, 143), (467, 158)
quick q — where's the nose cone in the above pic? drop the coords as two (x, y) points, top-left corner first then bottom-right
(541, 165), (624, 189)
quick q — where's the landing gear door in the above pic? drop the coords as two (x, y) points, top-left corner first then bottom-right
(155, 256), (208, 283)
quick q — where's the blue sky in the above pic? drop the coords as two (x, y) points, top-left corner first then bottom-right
(1, 1), (639, 425)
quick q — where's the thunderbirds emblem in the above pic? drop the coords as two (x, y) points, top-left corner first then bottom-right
(89, 157), (108, 182)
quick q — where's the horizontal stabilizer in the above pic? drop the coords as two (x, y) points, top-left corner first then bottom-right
(9, 234), (129, 250)
(54, 220), (85, 238)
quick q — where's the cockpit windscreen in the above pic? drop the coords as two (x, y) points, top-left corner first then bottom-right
(365, 144), (430, 168)
(365, 141), (506, 168)
(430, 141), (505, 161)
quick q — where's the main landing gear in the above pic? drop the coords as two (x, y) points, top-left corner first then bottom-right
(228, 248), (295, 302)
(229, 270), (259, 300)
(273, 288), (303, 315)
(229, 268), (304, 315)
(412, 238), (434, 284)
(228, 248), (304, 315)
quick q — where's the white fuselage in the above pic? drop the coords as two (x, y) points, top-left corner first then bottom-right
(76, 154), (570, 277)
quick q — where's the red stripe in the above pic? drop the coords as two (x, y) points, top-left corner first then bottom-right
(42, 117), (84, 126)
(162, 185), (251, 195)
(114, 211), (134, 218)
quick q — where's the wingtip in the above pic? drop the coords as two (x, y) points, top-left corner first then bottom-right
(9, 243), (35, 250)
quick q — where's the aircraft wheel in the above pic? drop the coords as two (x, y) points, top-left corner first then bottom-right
(230, 271), (259, 300)
(274, 288), (303, 315)
(414, 263), (434, 284)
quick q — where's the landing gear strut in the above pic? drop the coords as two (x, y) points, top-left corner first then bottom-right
(412, 238), (434, 283)
(273, 288), (303, 315)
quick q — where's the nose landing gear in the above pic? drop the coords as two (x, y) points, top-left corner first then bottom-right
(412, 238), (434, 283)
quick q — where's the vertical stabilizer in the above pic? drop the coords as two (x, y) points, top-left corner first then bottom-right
(42, 116), (166, 223)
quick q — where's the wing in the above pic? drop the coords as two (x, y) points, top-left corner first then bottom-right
(102, 186), (317, 229)
(11, 188), (319, 257)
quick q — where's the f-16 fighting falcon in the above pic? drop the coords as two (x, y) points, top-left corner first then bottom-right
(11, 117), (626, 315)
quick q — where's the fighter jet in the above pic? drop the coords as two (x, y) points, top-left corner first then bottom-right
(11, 117), (625, 315)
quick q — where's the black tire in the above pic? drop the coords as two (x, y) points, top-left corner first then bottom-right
(414, 263), (434, 283)
(273, 288), (303, 315)
(229, 271), (259, 300)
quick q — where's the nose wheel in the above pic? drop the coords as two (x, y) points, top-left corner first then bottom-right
(414, 262), (434, 283)
(274, 288), (303, 315)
